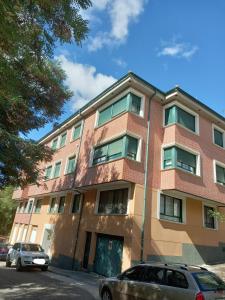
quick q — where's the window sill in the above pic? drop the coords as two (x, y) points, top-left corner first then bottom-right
(203, 225), (218, 231)
(163, 123), (199, 136)
(213, 142), (225, 151)
(64, 172), (75, 176)
(159, 218), (185, 225)
(215, 182), (225, 189)
(95, 213), (128, 216)
(70, 137), (81, 143)
(90, 156), (140, 168)
(161, 167), (201, 178)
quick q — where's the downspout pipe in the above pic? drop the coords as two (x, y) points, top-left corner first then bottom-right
(140, 90), (157, 262)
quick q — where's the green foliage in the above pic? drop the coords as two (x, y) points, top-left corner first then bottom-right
(0, 0), (92, 188)
(0, 186), (16, 235)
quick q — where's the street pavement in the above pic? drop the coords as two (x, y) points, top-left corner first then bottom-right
(0, 262), (100, 300)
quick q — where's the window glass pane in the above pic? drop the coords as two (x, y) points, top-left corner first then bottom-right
(53, 162), (61, 178)
(49, 198), (56, 213)
(52, 138), (58, 150)
(34, 199), (42, 213)
(166, 270), (188, 289)
(204, 206), (215, 229)
(98, 106), (112, 126)
(72, 194), (81, 213)
(112, 96), (128, 117)
(164, 148), (173, 168)
(59, 133), (67, 147)
(216, 165), (225, 185)
(165, 196), (174, 216)
(66, 156), (76, 174)
(160, 194), (182, 223)
(108, 138), (123, 160)
(193, 272), (225, 292)
(176, 148), (196, 174)
(93, 145), (108, 165)
(98, 189), (128, 214)
(98, 190), (114, 214)
(143, 267), (164, 284)
(177, 106), (196, 132)
(126, 136), (138, 160)
(160, 195), (165, 214)
(45, 166), (52, 180)
(27, 201), (33, 213)
(130, 93), (141, 115)
(123, 266), (146, 281)
(73, 124), (81, 140)
(214, 129), (224, 147)
(165, 106), (176, 125)
(58, 196), (65, 213)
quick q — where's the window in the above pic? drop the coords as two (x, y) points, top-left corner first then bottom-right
(24, 201), (28, 212)
(98, 188), (128, 215)
(58, 196), (65, 213)
(51, 138), (58, 150)
(45, 165), (52, 180)
(53, 162), (61, 178)
(59, 132), (67, 148)
(204, 206), (216, 229)
(72, 124), (81, 140)
(216, 164), (225, 185)
(165, 270), (188, 289)
(165, 105), (196, 132)
(49, 198), (57, 213)
(163, 146), (197, 175)
(27, 200), (33, 213)
(160, 194), (182, 223)
(214, 128), (224, 148)
(93, 135), (139, 165)
(34, 199), (42, 213)
(72, 194), (81, 213)
(66, 156), (76, 174)
(193, 272), (225, 292)
(98, 92), (142, 126)
(122, 266), (146, 281)
(19, 202), (23, 213)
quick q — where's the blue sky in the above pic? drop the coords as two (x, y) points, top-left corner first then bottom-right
(30, 0), (225, 140)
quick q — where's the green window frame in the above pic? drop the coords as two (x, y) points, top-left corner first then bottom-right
(163, 146), (197, 175)
(34, 199), (42, 213)
(216, 164), (225, 185)
(93, 135), (139, 165)
(98, 92), (142, 126)
(72, 194), (81, 213)
(165, 105), (196, 132)
(51, 138), (58, 150)
(214, 128), (224, 148)
(49, 198), (57, 213)
(66, 156), (76, 174)
(59, 132), (67, 148)
(204, 206), (215, 229)
(53, 161), (61, 178)
(58, 196), (65, 213)
(98, 188), (128, 215)
(45, 165), (52, 180)
(72, 124), (81, 140)
(160, 194), (182, 223)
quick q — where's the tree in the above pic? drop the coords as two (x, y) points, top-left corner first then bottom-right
(0, 186), (17, 235)
(0, 0), (92, 188)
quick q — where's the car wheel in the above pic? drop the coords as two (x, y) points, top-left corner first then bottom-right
(16, 259), (23, 272)
(41, 266), (48, 271)
(102, 288), (112, 300)
(6, 258), (11, 268)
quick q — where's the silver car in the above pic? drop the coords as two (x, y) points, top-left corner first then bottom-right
(99, 263), (225, 300)
(6, 242), (49, 271)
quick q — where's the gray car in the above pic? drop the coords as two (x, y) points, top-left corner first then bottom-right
(6, 242), (49, 271)
(99, 263), (225, 300)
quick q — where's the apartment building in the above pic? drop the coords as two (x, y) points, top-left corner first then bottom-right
(10, 72), (225, 277)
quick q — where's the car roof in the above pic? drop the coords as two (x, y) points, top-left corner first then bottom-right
(133, 262), (208, 273)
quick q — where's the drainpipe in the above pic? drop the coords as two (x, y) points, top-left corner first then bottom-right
(140, 90), (157, 262)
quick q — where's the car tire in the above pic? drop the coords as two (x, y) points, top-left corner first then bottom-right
(16, 259), (23, 272)
(41, 266), (48, 271)
(6, 258), (11, 268)
(102, 288), (112, 300)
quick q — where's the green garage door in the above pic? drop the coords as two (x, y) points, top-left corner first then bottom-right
(94, 234), (124, 277)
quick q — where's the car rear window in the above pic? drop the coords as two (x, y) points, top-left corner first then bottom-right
(193, 272), (225, 291)
(21, 244), (43, 252)
(165, 269), (189, 289)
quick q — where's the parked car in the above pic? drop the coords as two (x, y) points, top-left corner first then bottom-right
(99, 262), (225, 300)
(6, 242), (49, 271)
(0, 243), (11, 261)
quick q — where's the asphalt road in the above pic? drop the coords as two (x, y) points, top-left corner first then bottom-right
(0, 262), (97, 300)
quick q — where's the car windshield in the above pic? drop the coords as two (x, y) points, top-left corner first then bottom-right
(21, 244), (43, 252)
(193, 272), (225, 291)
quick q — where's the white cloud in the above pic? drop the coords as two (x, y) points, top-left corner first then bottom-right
(88, 0), (146, 51)
(113, 58), (127, 68)
(57, 55), (116, 111)
(158, 38), (198, 60)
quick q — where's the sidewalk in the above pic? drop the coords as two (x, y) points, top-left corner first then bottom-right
(48, 266), (103, 299)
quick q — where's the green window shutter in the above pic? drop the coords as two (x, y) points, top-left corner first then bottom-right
(163, 147), (173, 169)
(98, 106), (112, 126)
(176, 148), (196, 174)
(214, 129), (224, 147)
(165, 106), (176, 125)
(112, 96), (128, 117)
(177, 106), (196, 132)
(59, 133), (67, 147)
(130, 93), (141, 115)
(52, 138), (58, 150)
(108, 138), (123, 161)
(45, 166), (52, 179)
(73, 124), (81, 140)
(126, 136), (138, 160)
(66, 156), (76, 174)
(93, 144), (108, 165)
(216, 165), (225, 185)
(53, 162), (61, 178)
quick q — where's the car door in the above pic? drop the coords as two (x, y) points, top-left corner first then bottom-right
(9, 243), (19, 263)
